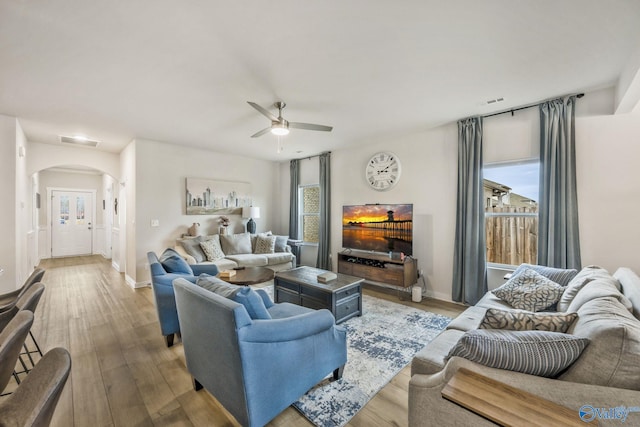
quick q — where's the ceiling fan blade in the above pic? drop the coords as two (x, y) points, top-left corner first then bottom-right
(289, 122), (333, 132)
(247, 101), (279, 122)
(250, 127), (272, 138)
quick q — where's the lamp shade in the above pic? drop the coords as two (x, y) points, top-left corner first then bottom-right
(242, 206), (260, 219)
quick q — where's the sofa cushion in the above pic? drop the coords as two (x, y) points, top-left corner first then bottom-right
(561, 296), (640, 390)
(479, 308), (578, 333)
(159, 248), (193, 275)
(492, 268), (564, 312)
(263, 252), (294, 266)
(567, 278), (633, 313)
(446, 306), (488, 332)
(178, 236), (206, 263)
(447, 329), (589, 378)
(254, 235), (276, 254)
(225, 254), (268, 267)
(411, 329), (465, 376)
(614, 267), (640, 320)
(220, 233), (252, 255)
(200, 236), (226, 262)
(558, 265), (617, 312)
(512, 263), (578, 287)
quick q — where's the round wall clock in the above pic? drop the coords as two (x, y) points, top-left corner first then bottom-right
(365, 151), (401, 191)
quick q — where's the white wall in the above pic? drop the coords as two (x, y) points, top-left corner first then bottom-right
(134, 139), (281, 285)
(0, 115), (18, 293)
(27, 141), (120, 179)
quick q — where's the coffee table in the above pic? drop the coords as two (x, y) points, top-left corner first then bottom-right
(217, 266), (275, 286)
(274, 266), (364, 324)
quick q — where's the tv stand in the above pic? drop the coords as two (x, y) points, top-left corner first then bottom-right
(337, 250), (417, 288)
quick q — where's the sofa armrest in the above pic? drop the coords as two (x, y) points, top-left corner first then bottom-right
(409, 356), (640, 427)
(238, 309), (339, 343)
(174, 245), (197, 265)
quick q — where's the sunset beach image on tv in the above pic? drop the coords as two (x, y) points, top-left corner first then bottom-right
(342, 204), (413, 255)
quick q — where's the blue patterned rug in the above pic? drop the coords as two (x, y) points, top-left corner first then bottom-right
(291, 294), (451, 427)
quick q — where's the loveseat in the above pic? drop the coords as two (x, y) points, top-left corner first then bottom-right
(409, 264), (640, 426)
(173, 275), (347, 427)
(174, 232), (295, 272)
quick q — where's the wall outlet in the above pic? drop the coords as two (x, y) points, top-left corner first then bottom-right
(417, 269), (424, 278)
(151, 219), (160, 227)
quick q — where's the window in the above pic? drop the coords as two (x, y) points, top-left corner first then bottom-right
(299, 185), (320, 244)
(484, 161), (539, 266)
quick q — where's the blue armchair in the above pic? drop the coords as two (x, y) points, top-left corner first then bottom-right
(173, 278), (347, 427)
(147, 249), (219, 347)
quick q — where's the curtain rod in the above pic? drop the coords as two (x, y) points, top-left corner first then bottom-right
(482, 93), (584, 119)
(296, 151), (331, 161)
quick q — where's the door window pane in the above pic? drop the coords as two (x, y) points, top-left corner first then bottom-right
(76, 196), (85, 224)
(59, 196), (69, 224)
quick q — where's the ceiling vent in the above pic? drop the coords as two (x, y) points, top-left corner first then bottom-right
(486, 97), (505, 105)
(60, 135), (100, 147)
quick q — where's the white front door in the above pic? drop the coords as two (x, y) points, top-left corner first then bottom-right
(51, 191), (93, 257)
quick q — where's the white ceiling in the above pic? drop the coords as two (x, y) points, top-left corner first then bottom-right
(1, 0), (639, 161)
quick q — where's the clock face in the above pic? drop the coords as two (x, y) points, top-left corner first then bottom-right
(365, 152), (401, 191)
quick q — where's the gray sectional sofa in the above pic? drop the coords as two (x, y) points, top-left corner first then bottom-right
(409, 265), (640, 426)
(174, 232), (295, 272)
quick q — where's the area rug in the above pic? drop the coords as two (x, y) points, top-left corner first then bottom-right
(291, 294), (451, 427)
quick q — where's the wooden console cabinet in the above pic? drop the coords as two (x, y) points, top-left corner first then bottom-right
(337, 250), (417, 288)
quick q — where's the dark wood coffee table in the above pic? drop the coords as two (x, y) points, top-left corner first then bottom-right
(274, 266), (364, 324)
(217, 266), (275, 286)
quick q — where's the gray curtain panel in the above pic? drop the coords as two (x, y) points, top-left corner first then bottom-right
(316, 152), (332, 270)
(538, 96), (581, 269)
(289, 159), (300, 240)
(452, 117), (487, 305)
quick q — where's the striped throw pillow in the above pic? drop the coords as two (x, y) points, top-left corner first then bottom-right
(512, 263), (578, 287)
(447, 329), (589, 377)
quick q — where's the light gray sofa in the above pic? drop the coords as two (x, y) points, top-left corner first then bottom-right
(174, 232), (295, 272)
(409, 266), (640, 426)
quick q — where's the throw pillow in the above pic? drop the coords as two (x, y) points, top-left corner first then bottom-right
(480, 308), (578, 333)
(196, 274), (241, 298)
(446, 329), (589, 378)
(254, 235), (276, 254)
(274, 235), (289, 253)
(511, 263), (578, 287)
(492, 268), (565, 312)
(179, 236), (206, 263)
(232, 287), (272, 320)
(220, 233), (252, 255)
(159, 248), (193, 275)
(200, 237), (225, 262)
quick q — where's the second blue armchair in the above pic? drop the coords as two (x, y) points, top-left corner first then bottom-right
(147, 249), (219, 346)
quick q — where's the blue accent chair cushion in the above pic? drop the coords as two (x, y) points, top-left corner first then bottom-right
(159, 248), (193, 275)
(173, 278), (347, 427)
(147, 250), (219, 346)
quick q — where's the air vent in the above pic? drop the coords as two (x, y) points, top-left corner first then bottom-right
(60, 135), (100, 147)
(486, 97), (505, 105)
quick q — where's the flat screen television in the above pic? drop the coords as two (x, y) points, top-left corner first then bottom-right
(342, 204), (413, 255)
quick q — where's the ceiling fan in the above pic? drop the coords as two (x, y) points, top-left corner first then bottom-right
(247, 101), (333, 138)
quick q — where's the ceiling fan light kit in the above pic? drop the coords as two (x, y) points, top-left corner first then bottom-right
(248, 100), (332, 138)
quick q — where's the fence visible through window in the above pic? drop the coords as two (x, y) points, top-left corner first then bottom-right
(485, 206), (537, 265)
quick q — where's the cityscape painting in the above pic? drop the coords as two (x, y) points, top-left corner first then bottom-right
(186, 178), (252, 215)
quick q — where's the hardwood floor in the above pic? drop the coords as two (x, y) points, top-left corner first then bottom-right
(3, 256), (465, 426)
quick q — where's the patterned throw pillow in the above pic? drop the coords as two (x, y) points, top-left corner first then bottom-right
(480, 308), (578, 333)
(200, 238), (225, 262)
(447, 329), (589, 377)
(511, 263), (578, 287)
(254, 235), (276, 254)
(493, 268), (565, 312)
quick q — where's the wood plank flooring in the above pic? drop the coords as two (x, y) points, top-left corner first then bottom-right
(2, 256), (465, 426)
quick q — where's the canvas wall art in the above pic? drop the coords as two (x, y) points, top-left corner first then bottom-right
(186, 178), (252, 215)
